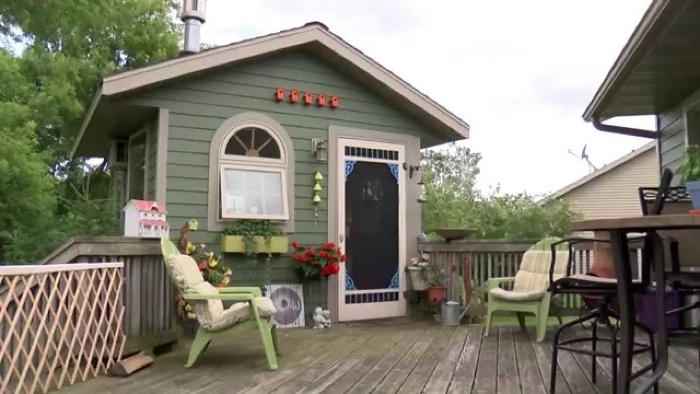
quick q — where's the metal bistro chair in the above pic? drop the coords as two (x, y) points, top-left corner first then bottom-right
(639, 180), (700, 373)
(548, 236), (658, 394)
(546, 169), (675, 393)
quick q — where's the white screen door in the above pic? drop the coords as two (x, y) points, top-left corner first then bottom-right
(337, 138), (406, 321)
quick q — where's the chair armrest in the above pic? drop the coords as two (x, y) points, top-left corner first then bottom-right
(182, 292), (255, 301)
(487, 277), (515, 290)
(217, 286), (263, 297)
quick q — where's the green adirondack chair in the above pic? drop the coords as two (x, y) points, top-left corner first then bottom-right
(483, 238), (569, 342)
(160, 237), (281, 370)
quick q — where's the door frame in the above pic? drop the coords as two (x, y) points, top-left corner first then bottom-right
(326, 125), (423, 323)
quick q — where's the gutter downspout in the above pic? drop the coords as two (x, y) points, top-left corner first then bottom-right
(592, 118), (656, 139)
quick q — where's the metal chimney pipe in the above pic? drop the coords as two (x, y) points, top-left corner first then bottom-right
(181, 0), (207, 54)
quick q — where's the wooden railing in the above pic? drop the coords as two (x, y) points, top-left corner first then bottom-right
(0, 263), (125, 393)
(418, 239), (644, 312)
(39, 237), (179, 355)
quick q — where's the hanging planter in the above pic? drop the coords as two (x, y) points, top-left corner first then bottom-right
(221, 220), (288, 255)
(220, 235), (289, 254)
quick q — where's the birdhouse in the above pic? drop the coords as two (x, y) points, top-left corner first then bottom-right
(122, 199), (170, 238)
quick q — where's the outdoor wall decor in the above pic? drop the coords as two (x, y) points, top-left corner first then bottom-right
(273, 88), (339, 108)
(313, 171), (323, 221)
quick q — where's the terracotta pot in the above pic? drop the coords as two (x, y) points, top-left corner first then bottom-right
(427, 286), (447, 302)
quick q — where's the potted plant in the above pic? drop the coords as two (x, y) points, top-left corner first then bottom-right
(677, 145), (700, 209)
(406, 253), (430, 291)
(290, 241), (346, 280)
(425, 263), (448, 302)
(221, 220), (289, 255)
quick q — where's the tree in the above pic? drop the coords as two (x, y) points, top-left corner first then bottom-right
(0, 0), (181, 262)
(420, 143), (580, 240)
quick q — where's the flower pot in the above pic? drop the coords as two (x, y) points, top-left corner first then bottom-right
(686, 181), (700, 210)
(220, 235), (289, 254)
(407, 267), (429, 291)
(427, 286), (447, 302)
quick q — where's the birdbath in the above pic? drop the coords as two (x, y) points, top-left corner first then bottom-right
(431, 228), (476, 243)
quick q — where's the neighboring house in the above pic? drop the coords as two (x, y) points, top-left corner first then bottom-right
(70, 18), (470, 323)
(541, 142), (658, 219)
(582, 0), (700, 183)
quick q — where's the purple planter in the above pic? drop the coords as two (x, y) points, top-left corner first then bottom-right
(634, 286), (682, 333)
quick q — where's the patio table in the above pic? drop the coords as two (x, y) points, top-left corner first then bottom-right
(571, 214), (700, 394)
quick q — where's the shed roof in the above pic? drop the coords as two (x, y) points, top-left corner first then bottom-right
(71, 22), (470, 157)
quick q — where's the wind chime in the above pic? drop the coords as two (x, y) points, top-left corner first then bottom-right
(313, 171), (323, 225)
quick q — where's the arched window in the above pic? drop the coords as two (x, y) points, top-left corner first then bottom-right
(218, 124), (289, 220)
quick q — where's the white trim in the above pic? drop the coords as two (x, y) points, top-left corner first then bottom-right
(219, 123), (286, 166)
(100, 24), (468, 140)
(207, 112), (296, 233)
(336, 137), (406, 322)
(0, 262), (124, 276)
(126, 128), (149, 200)
(540, 141), (656, 204)
(155, 108), (169, 204)
(219, 164), (289, 221)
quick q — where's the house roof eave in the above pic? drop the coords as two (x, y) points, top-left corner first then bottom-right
(100, 23), (470, 142)
(582, 0), (683, 122)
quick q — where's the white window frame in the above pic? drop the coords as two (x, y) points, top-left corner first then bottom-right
(218, 123), (290, 221)
(126, 128), (149, 201)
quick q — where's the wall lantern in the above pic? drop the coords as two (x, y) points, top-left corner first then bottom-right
(402, 162), (420, 179)
(417, 178), (427, 203)
(311, 138), (328, 162)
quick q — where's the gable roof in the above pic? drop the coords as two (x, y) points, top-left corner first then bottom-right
(124, 199), (168, 214)
(71, 22), (469, 157)
(540, 141), (656, 204)
(582, 0), (700, 122)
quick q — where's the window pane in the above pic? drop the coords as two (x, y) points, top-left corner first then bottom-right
(223, 168), (284, 217)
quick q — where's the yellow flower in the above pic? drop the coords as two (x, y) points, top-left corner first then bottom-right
(208, 254), (219, 268)
(185, 242), (197, 254)
(224, 268), (232, 276)
(220, 276), (230, 286)
(187, 312), (197, 319)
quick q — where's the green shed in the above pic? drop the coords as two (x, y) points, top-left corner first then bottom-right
(71, 21), (470, 323)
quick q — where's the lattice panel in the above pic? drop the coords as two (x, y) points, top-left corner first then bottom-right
(0, 263), (126, 394)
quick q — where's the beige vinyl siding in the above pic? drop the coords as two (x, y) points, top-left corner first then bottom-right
(561, 148), (659, 220)
(658, 106), (685, 186)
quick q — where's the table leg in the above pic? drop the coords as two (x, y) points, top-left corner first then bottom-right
(637, 232), (668, 393)
(610, 229), (634, 393)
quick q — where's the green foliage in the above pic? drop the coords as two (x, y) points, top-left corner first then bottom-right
(421, 143), (580, 240)
(0, 0), (180, 263)
(677, 145), (700, 183)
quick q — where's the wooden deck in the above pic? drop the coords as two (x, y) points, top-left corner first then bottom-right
(57, 322), (699, 394)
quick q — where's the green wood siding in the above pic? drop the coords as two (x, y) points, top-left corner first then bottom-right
(123, 49), (435, 307)
(658, 106), (685, 185)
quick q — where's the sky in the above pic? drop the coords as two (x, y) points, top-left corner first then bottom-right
(197, 0), (656, 197)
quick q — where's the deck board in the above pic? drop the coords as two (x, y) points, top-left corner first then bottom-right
(56, 322), (700, 394)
